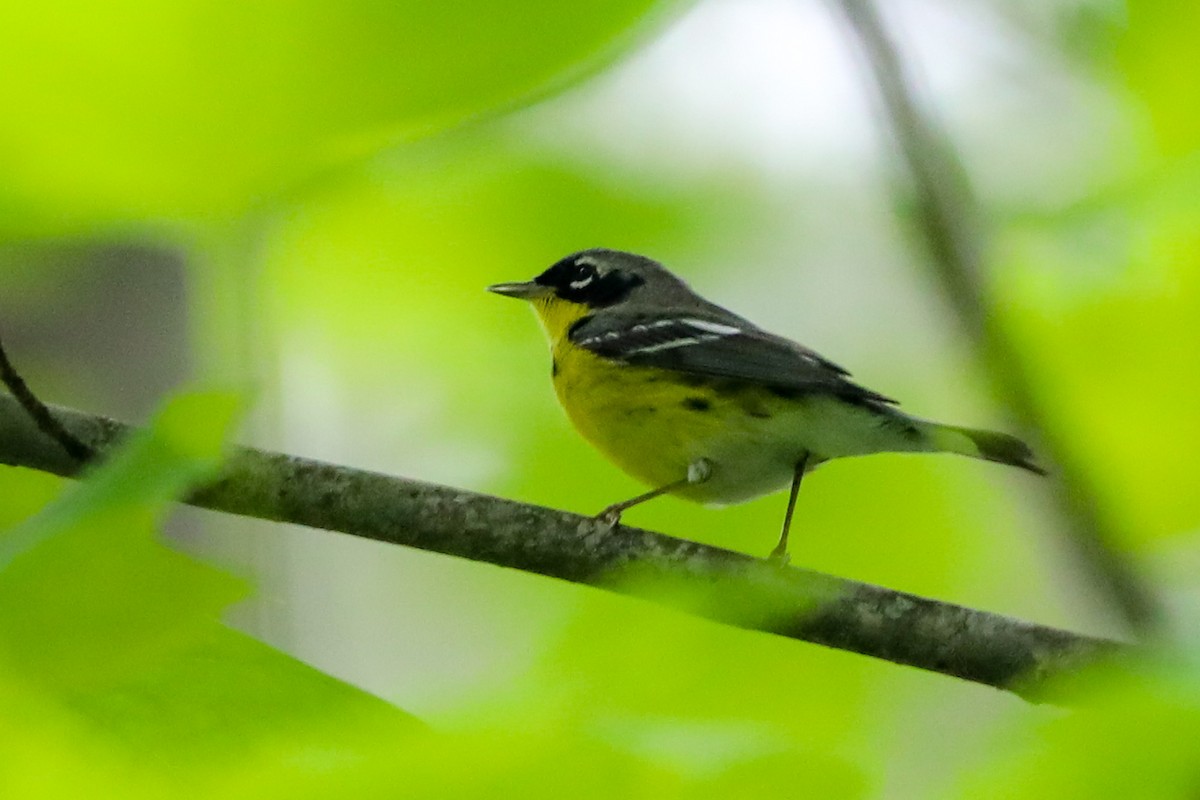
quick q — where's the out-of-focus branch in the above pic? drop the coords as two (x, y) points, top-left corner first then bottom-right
(0, 392), (1125, 702)
(0, 332), (93, 461)
(833, 0), (1164, 634)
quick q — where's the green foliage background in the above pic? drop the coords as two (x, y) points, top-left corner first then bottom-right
(1, 0), (1199, 796)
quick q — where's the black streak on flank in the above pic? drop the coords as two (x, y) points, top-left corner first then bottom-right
(769, 386), (803, 401)
(682, 397), (711, 412)
(879, 412), (920, 440)
(566, 315), (593, 341)
(551, 358), (560, 378)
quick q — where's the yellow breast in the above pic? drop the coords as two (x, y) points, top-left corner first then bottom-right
(528, 296), (699, 491)
(555, 343), (723, 491)
(530, 296), (797, 501)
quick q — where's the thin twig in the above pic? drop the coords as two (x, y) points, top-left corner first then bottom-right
(0, 332), (93, 461)
(833, 0), (1163, 634)
(0, 393), (1126, 703)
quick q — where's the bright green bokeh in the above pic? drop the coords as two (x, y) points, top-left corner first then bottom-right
(949, 658), (1200, 799)
(0, 393), (421, 794)
(990, 0), (1200, 549)
(251, 119), (1067, 796)
(0, 0), (675, 233)
(3, 0), (1200, 796)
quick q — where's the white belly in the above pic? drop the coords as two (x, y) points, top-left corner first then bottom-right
(680, 397), (929, 504)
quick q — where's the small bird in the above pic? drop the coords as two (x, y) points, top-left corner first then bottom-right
(489, 248), (1043, 560)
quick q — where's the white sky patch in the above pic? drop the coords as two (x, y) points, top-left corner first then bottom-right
(522, 0), (876, 178)
(518, 0), (1036, 186)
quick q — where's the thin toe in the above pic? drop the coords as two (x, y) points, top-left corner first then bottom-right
(596, 508), (622, 529)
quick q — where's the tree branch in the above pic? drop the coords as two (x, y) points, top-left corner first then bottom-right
(0, 392), (1125, 702)
(0, 331), (93, 461)
(833, 0), (1164, 634)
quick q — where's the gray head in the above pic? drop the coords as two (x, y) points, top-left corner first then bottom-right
(488, 248), (697, 309)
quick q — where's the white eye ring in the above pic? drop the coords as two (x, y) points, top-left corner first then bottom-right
(568, 261), (596, 290)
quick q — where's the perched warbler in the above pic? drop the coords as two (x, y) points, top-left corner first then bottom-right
(489, 248), (1043, 560)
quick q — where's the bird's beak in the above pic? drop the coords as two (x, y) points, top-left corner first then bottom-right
(487, 281), (549, 300)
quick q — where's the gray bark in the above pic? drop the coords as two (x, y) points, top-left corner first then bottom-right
(0, 392), (1125, 702)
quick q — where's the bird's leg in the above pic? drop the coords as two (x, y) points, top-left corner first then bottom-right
(770, 454), (810, 564)
(596, 483), (683, 528)
(597, 458), (712, 528)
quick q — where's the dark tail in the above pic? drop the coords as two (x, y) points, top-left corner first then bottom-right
(924, 423), (1046, 475)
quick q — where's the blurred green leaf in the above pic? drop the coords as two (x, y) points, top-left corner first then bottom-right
(996, 162), (1200, 547)
(0, 392), (244, 692)
(215, 715), (864, 799)
(0, 0), (675, 233)
(0, 669), (168, 798)
(1120, 0), (1200, 155)
(0, 391), (421, 791)
(950, 657), (1200, 799)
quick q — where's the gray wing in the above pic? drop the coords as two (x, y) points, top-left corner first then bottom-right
(568, 310), (897, 406)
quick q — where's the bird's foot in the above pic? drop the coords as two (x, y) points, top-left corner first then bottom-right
(596, 506), (623, 529)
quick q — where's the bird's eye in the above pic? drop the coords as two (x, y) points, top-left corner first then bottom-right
(568, 262), (597, 290)
(534, 252), (642, 307)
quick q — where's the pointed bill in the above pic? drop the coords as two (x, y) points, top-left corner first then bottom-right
(487, 281), (550, 300)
